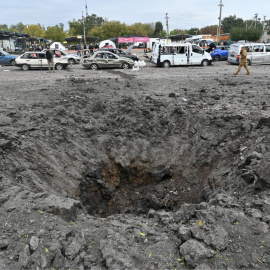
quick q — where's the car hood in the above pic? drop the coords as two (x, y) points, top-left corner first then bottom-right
(126, 44), (135, 54)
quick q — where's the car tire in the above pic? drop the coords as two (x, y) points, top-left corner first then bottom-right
(55, 63), (63, 70)
(10, 60), (16, 66)
(214, 55), (220, 61)
(163, 61), (170, 68)
(201, 60), (209, 66)
(122, 63), (130, 69)
(90, 63), (98, 70)
(68, 58), (76, 65)
(22, 64), (30, 71)
(247, 59), (251, 66)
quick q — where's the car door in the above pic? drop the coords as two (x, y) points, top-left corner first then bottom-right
(37, 53), (47, 68)
(173, 46), (188, 65)
(28, 53), (41, 68)
(0, 51), (7, 64)
(190, 45), (204, 65)
(251, 45), (265, 64)
(94, 53), (107, 68)
(105, 53), (119, 67)
(263, 45), (270, 64)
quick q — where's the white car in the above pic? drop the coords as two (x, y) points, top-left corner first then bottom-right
(43, 49), (81, 64)
(15, 52), (70, 71)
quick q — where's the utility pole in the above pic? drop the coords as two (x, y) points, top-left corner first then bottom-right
(217, 0), (224, 43)
(85, 0), (88, 17)
(165, 13), (170, 43)
(255, 13), (258, 29)
(82, 11), (86, 44)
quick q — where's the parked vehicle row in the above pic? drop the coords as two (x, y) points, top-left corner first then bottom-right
(3, 42), (270, 71)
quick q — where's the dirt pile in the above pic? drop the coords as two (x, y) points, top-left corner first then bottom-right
(0, 62), (270, 269)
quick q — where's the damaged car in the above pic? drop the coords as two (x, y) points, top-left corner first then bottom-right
(96, 45), (139, 62)
(82, 51), (134, 70)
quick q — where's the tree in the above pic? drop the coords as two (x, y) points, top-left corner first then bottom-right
(89, 21), (129, 40)
(85, 14), (104, 32)
(221, 15), (245, 33)
(170, 29), (187, 35)
(68, 14), (105, 36)
(129, 23), (154, 37)
(9, 22), (25, 33)
(154, 21), (163, 36)
(0, 24), (9, 31)
(230, 27), (262, 42)
(45, 24), (67, 42)
(68, 19), (83, 36)
(22, 24), (45, 37)
(200, 25), (223, 35)
(187, 27), (200, 35)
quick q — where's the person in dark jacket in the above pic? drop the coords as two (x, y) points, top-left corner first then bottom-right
(89, 43), (94, 53)
(45, 46), (55, 73)
(206, 42), (216, 53)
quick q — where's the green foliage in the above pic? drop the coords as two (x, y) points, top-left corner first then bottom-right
(187, 27), (200, 35)
(22, 24), (45, 38)
(68, 14), (104, 36)
(230, 27), (262, 42)
(0, 24), (9, 31)
(222, 15), (245, 33)
(45, 24), (67, 42)
(154, 21), (163, 36)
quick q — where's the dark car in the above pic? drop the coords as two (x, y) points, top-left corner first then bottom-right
(96, 45), (139, 62)
(211, 46), (230, 61)
(0, 51), (18, 66)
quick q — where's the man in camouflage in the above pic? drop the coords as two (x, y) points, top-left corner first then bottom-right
(234, 47), (250, 75)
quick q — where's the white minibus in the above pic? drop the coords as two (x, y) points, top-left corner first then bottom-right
(152, 43), (212, 67)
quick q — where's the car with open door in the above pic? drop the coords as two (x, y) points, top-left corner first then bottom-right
(14, 52), (69, 70)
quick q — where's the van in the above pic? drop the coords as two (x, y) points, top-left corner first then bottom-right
(152, 42), (212, 67)
(227, 43), (270, 65)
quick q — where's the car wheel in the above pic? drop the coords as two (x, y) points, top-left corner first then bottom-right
(68, 58), (76, 65)
(55, 63), (63, 70)
(214, 55), (220, 61)
(90, 63), (98, 70)
(247, 59), (251, 66)
(10, 60), (16, 66)
(201, 60), (209, 67)
(122, 63), (130, 69)
(22, 64), (30, 71)
(163, 61), (170, 68)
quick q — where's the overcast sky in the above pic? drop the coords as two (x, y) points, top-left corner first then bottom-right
(1, 0), (270, 32)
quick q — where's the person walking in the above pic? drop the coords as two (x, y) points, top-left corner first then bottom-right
(234, 47), (250, 75)
(45, 46), (55, 73)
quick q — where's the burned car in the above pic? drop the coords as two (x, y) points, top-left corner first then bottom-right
(82, 51), (134, 70)
(96, 45), (139, 62)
